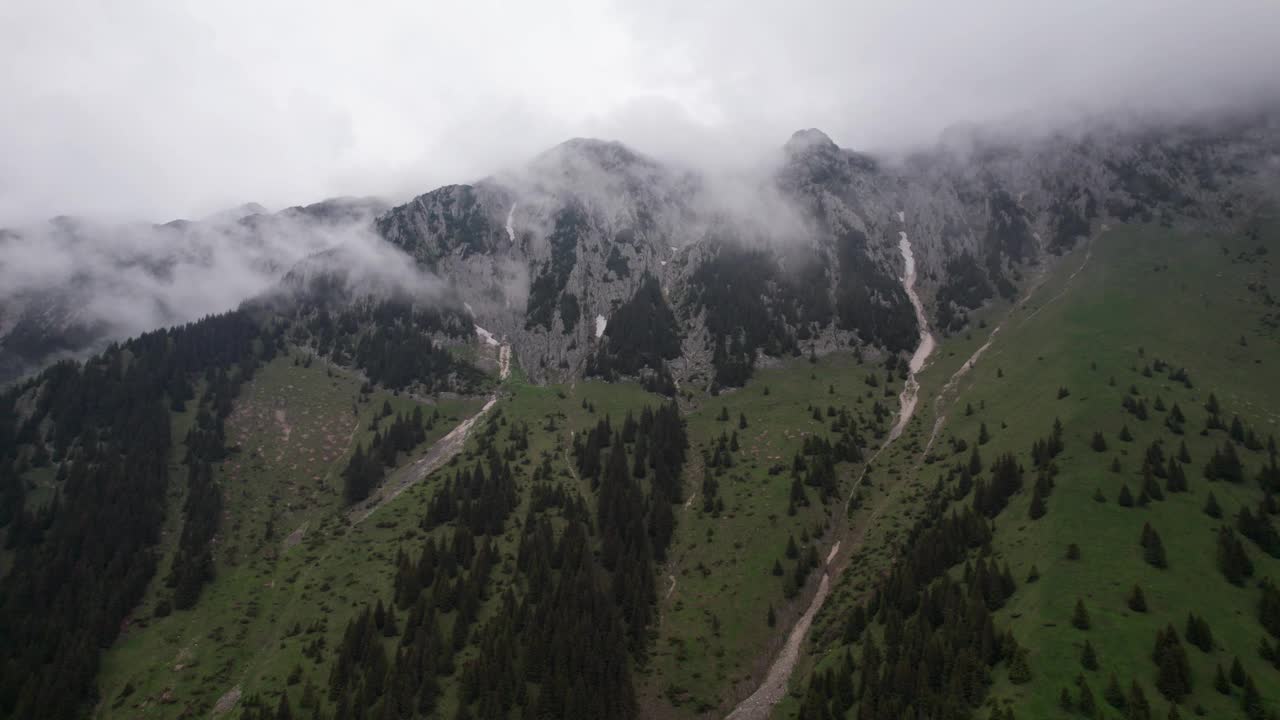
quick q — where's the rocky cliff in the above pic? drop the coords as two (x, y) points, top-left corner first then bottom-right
(372, 114), (1279, 390)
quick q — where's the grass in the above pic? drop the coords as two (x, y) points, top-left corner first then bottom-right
(95, 352), (481, 717)
(639, 352), (898, 717)
(778, 216), (1280, 718)
(92, 212), (1280, 719)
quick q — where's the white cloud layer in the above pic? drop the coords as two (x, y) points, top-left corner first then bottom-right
(2, 0), (1278, 224)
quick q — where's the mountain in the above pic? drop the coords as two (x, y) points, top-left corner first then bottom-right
(5, 115), (1274, 390)
(0, 113), (1278, 720)
(0, 197), (389, 385)
(367, 114), (1276, 389)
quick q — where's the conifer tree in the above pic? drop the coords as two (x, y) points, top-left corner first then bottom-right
(1128, 585), (1148, 612)
(1104, 674), (1126, 710)
(1028, 488), (1047, 520)
(1185, 613), (1214, 652)
(1127, 680), (1152, 720)
(1008, 648), (1032, 684)
(1260, 580), (1280, 639)
(1153, 625), (1192, 701)
(1072, 599), (1092, 630)
(1217, 527), (1254, 586)
(1229, 656), (1245, 687)
(1078, 680), (1098, 718)
(1242, 674), (1264, 720)
(1204, 492), (1222, 518)
(1214, 663), (1231, 694)
(1142, 524), (1168, 568)
(1081, 640), (1099, 670)
(1119, 484), (1135, 507)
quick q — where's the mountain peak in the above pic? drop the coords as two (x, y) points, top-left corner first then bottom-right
(784, 128), (838, 155)
(531, 137), (653, 176)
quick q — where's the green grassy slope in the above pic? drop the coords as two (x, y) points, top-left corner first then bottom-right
(95, 354), (482, 717)
(642, 353), (893, 717)
(779, 215), (1280, 719)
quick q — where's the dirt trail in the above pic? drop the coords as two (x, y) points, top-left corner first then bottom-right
(1019, 238), (1095, 328)
(730, 222), (935, 720)
(728, 230), (1101, 719)
(212, 685), (242, 715)
(726, 542), (841, 720)
(349, 341), (510, 525)
(498, 343), (511, 380)
(886, 231), (937, 443)
(925, 235), (1096, 455)
(350, 395), (498, 524)
(274, 408), (291, 442)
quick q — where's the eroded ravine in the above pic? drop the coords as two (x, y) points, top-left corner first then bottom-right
(727, 222), (935, 719)
(887, 230), (938, 442)
(349, 336), (510, 524)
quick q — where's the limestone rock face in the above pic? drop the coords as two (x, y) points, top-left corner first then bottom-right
(372, 117), (1278, 389)
(5, 115), (1276, 390)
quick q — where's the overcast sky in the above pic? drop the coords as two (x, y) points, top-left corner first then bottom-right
(2, 0), (1278, 225)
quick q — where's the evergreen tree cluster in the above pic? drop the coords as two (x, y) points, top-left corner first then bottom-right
(691, 243), (804, 389)
(338, 400), (689, 719)
(327, 528), (497, 719)
(935, 253), (995, 332)
(973, 452), (1024, 518)
(0, 310), (276, 718)
(798, 479), (1019, 720)
(1152, 624), (1192, 702)
(342, 407), (434, 505)
(688, 238), (915, 389)
(421, 448), (518, 536)
(287, 297), (483, 393)
(524, 204), (585, 332)
(585, 275), (682, 395)
(832, 228), (919, 354)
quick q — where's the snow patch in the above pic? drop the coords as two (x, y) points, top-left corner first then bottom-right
(505, 204), (516, 243)
(595, 314), (607, 338)
(897, 210), (905, 223)
(474, 325), (499, 347)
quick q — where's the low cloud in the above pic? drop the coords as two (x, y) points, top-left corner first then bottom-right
(0, 200), (439, 355)
(3, 1), (1277, 226)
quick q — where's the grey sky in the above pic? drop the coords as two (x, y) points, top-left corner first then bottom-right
(2, 0), (1278, 224)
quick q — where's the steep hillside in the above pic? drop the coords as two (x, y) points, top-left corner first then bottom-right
(371, 116), (1278, 392)
(1, 115), (1279, 720)
(779, 209), (1280, 720)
